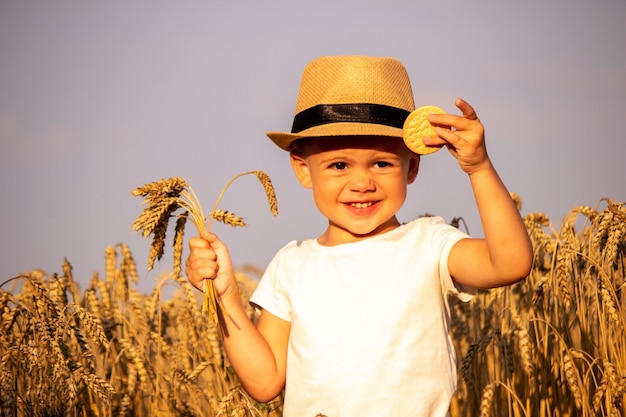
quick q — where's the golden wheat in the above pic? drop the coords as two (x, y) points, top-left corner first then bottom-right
(555, 221), (578, 310)
(479, 383), (495, 417)
(119, 243), (139, 285)
(2, 197), (624, 416)
(594, 374), (610, 414)
(173, 214), (187, 277)
(451, 198), (625, 417)
(81, 373), (115, 407)
(511, 311), (534, 377)
(562, 350), (584, 409)
(132, 173), (277, 326)
(74, 304), (109, 349)
(1, 248), (283, 416)
(461, 328), (494, 388)
(212, 209), (247, 227)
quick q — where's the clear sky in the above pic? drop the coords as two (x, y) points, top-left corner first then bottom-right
(1, 0), (625, 293)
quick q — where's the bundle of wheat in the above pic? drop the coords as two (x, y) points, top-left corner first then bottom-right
(131, 171), (277, 325)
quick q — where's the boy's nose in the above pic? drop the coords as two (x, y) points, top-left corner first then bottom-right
(349, 170), (376, 192)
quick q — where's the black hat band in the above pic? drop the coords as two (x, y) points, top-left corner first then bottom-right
(291, 103), (410, 133)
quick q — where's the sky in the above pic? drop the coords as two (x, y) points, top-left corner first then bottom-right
(1, 0), (625, 293)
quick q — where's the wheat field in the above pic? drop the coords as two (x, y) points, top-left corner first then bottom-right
(1, 199), (624, 416)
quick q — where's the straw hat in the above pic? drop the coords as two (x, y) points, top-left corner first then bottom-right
(267, 55), (416, 151)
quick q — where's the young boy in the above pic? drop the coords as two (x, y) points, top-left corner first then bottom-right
(186, 56), (533, 416)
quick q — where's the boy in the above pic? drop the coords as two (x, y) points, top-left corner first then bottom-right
(186, 56), (533, 416)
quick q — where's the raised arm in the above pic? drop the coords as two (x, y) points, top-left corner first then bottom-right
(186, 231), (289, 401)
(426, 98), (533, 288)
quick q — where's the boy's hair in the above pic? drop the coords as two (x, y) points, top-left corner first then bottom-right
(287, 135), (415, 158)
(287, 138), (306, 155)
(267, 56), (416, 152)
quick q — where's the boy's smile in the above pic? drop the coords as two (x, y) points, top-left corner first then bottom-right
(290, 136), (419, 246)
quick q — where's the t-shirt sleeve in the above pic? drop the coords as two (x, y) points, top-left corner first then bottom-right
(249, 244), (293, 323)
(429, 217), (476, 303)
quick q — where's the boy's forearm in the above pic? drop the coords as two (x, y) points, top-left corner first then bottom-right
(217, 290), (285, 402)
(468, 161), (533, 283)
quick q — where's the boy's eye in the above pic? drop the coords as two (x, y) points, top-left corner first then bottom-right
(331, 162), (347, 170)
(375, 161), (391, 168)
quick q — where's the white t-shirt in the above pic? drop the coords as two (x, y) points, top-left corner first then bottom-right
(250, 217), (474, 417)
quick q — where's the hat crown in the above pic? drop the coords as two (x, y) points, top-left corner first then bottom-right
(266, 55), (416, 151)
(294, 56), (415, 113)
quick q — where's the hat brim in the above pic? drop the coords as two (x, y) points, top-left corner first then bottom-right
(267, 122), (404, 151)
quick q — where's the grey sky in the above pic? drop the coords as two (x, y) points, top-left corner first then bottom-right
(1, 0), (625, 292)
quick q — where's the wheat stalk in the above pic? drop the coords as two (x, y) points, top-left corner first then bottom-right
(131, 172), (278, 325)
(207, 170), (278, 230)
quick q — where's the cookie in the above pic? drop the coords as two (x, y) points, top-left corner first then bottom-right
(403, 105), (446, 155)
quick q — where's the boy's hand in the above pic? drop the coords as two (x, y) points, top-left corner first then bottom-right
(185, 230), (237, 299)
(424, 98), (489, 175)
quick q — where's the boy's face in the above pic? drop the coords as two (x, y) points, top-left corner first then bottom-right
(290, 136), (420, 246)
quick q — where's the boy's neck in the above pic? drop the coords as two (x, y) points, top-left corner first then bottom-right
(317, 216), (402, 246)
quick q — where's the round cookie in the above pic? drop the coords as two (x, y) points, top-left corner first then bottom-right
(403, 105), (446, 155)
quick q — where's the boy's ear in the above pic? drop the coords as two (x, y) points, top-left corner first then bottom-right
(290, 153), (313, 188)
(406, 155), (420, 184)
